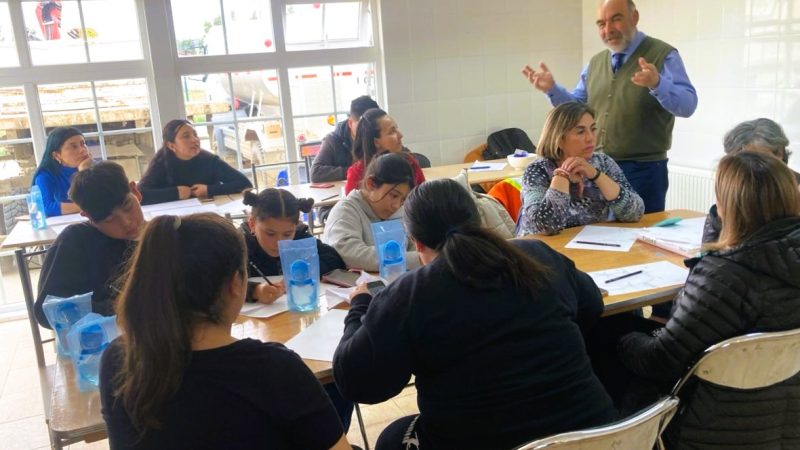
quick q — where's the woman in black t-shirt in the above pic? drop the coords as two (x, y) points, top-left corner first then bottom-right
(334, 179), (615, 450)
(99, 213), (351, 450)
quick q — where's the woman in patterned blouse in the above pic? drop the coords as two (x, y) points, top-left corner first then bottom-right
(517, 102), (644, 236)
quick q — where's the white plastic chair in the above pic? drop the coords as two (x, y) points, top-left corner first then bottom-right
(515, 397), (679, 450)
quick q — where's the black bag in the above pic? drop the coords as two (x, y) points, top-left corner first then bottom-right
(483, 128), (535, 160)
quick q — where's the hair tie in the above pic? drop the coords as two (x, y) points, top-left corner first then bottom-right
(446, 226), (460, 237)
(173, 216), (182, 231)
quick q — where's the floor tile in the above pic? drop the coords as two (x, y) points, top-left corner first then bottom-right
(0, 415), (50, 450)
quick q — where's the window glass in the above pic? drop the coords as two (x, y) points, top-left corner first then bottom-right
(284, 2), (369, 51)
(81, 0), (143, 62)
(288, 66), (334, 116)
(172, 0), (224, 56)
(38, 79), (153, 180)
(173, 0), (275, 57)
(222, 0), (274, 54)
(23, 0), (143, 65)
(0, 3), (18, 67)
(333, 63), (377, 113)
(182, 71), (284, 170)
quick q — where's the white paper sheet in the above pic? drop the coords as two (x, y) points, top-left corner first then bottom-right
(284, 309), (348, 362)
(143, 203), (219, 220)
(140, 198), (202, 214)
(588, 261), (689, 296)
(468, 161), (507, 171)
(241, 278), (342, 317)
(215, 198), (249, 216)
(565, 225), (641, 252)
(45, 213), (87, 226)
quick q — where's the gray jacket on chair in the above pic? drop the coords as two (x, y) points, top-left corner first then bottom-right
(618, 216), (800, 449)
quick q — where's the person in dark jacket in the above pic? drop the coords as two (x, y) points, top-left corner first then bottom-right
(333, 179), (615, 450)
(703, 118), (800, 243)
(311, 95), (379, 183)
(35, 162), (144, 328)
(241, 188), (353, 431)
(138, 119), (252, 205)
(618, 151), (800, 449)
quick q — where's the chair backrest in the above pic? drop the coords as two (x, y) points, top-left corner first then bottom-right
(515, 397), (679, 450)
(14, 248), (53, 369)
(485, 128), (535, 160)
(672, 328), (800, 394)
(251, 159), (310, 191)
(412, 152), (431, 168)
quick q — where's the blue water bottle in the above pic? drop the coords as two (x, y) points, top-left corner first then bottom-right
(287, 260), (318, 312)
(276, 168), (289, 186)
(76, 324), (107, 389)
(380, 240), (406, 283)
(27, 185), (47, 229)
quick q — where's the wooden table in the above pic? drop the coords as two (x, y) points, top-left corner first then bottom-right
(526, 209), (704, 315)
(1, 195), (248, 250)
(423, 159), (526, 184)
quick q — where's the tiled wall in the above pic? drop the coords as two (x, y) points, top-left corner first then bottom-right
(582, 0), (800, 171)
(380, 0), (584, 165)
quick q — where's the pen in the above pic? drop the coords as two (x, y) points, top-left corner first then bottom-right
(470, 165), (490, 170)
(320, 194), (338, 202)
(605, 270), (643, 284)
(576, 240), (622, 247)
(248, 261), (275, 286)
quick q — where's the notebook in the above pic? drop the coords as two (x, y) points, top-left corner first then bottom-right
(636, 217), (706, 258)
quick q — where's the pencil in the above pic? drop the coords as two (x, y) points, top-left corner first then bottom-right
(576, 240), (622, 247)
(605, 270), (643, 284)
(470, 165), (490, 170)
(248, 261), (275, 286)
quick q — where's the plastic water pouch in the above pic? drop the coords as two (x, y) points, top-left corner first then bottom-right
(278, 237), (320, 312)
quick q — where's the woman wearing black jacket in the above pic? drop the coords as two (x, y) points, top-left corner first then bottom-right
(334, 179), (614, 450)
(618, 151), (800, 449)
(138, 119), (252, 205)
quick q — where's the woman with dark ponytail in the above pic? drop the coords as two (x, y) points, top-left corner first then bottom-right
(242, 188), (345, 304)
(99, 213), (351, 450)
(333, 179), (614, 450)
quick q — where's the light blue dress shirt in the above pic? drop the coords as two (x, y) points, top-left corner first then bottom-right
(547, 31), (698, 118)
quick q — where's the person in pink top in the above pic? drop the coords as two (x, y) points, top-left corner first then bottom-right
(344, 108), (425, 195)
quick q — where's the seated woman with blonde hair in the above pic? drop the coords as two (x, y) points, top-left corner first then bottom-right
(517, 102), (644, 236)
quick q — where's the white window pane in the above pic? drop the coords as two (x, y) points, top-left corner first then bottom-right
(324, 3), (360, 41)
(333, 63), (377, 113)
(284, 2), (371, 51)
(172, 0), (224, 57)
(231, 70), (281, 119)
(23, 1), (88, 65)
(0, 87), (34, 197)
(289, 66), (334, 116)
(81, 0), (143, 62)
(38, 82), (98, 132)
(94, 79), (151, 126)
(284, 4), (322, 45)
(222, 0), (274, 54)
(182, 72), (284, 169)
(0, 3), (19, 67)
(103, 131), (154, 182)
(293, 115), (335, 146)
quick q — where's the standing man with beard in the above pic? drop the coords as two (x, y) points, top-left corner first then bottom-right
(522, 0), (697, 214)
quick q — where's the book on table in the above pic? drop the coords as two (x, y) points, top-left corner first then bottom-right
(636, 217), (705, 258)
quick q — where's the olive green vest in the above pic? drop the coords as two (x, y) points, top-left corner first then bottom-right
(586, 36), (675, 161)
